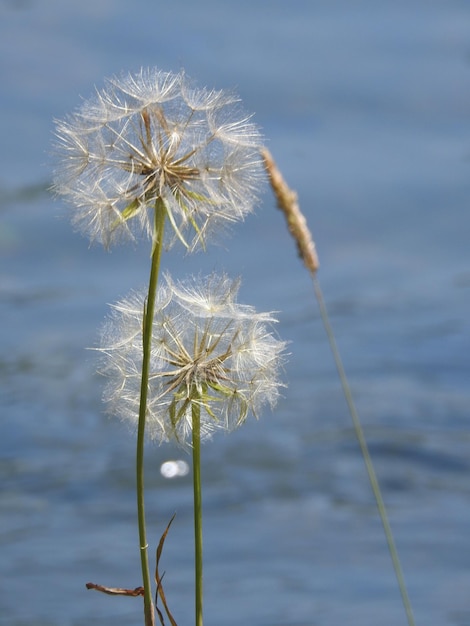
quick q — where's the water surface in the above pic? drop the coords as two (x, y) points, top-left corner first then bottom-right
(1, 2), (470, 625)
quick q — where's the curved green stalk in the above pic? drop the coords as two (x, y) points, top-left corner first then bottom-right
(262, 148), (415, 626)
(137, 198), (166, 626)
(312, 275), (415, 626)
(192, 401), (204, 626)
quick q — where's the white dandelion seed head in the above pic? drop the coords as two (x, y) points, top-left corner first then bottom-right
(52, 68), (264, 250)
(98, 273), (287, 449)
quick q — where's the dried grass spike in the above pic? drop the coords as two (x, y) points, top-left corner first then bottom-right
(262, 147), (319, 275)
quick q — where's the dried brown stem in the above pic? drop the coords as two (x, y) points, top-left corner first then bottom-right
(155, 513), (178, 626)
(85, 582), (145, 597)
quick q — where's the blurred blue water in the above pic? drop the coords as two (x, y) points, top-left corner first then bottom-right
(1, 1), (470, 625)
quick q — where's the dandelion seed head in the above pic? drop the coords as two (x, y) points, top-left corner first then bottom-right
(98, 274), (286, 449)
(52, 68), (264, 250)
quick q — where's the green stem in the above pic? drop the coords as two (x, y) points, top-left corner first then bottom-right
(192, 402), (204, 626)
(136, 199), (166, 626)
(312, 275), (415, 626)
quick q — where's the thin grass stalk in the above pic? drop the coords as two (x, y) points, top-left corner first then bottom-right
(136, 198), (166, 626)
(191, 401), (204, 626)
(312, 275), (415, 626)
(262, 147), (415, 626)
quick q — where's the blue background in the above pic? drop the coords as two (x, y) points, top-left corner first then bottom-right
(1, 2), (469, 624)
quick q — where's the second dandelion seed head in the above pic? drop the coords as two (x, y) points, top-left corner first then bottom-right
(99, 273), (286, 449)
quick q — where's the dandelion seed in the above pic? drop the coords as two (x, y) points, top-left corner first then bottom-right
(52, 68), (264, 250)
(98, 273), (286, 449)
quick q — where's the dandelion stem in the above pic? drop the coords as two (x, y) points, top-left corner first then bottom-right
(137, 198), (166, 626)
(192, 400), (204, 626)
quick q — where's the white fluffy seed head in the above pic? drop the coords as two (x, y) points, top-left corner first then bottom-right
(98, 273), (286, 449)
(52, 68), (264, 250)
